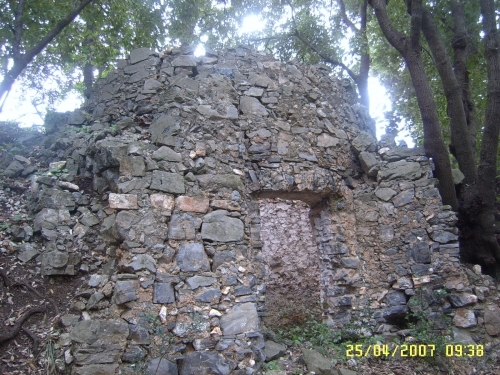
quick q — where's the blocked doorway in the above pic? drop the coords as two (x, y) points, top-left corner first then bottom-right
(259, 198), (322, 329)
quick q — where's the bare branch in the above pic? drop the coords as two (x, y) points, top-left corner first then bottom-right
(368, 0), (406, 54)
(13, 0), (25, 60)
(335, 0), (359, 33)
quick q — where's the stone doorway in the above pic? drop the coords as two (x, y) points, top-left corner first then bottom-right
(258, 197), (323, 329)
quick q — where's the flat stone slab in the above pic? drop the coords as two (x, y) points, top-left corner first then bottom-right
(201, 211), (244, 242)
(109, 193), (138, 209)
(150, 170), (185, 194)
(220, 302), (259, 335)
(180, 352), (236, 375)
(176, 243), (210, 272)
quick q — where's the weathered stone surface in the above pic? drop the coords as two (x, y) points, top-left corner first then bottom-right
(196, 174), (243, 191)
(152, 146), (182, 162)
(186, 275), (215, 289)
(4, 160), (24, 177)
(119, 156), (146, 176)
(180, 352), (236, 375)
(171, 55), (196, 67)
(240, 96), (268, 116)
(17, 243), (39, 262)
(384, 291), (407, 306)
(265, 341), (287, 361)
(145, 357), (178, 375)
(33, 188), (75, 212)
(359, 151), (379, 177)
(220, 302), (259, 335)
(301, 348), (336, 375)
(70, 320), (129, 346)
(201, 211), (244, 242)
(130, 48), (154, 64)
(150, 194), (175, 210)
(375, 187), (397, 201)
(150, 170), (185, 194)
(69, 110), (86, 125)
(168, 213), (202, 240)
(453, 308), (477, 328)
(379, 161), (422, 181)
(392, 189), (414, 207)
(195, 288), (221, 303)
(149, 115), (180, 145)
(41, 250), (80, 276)
(33, 208), (70, 231)
(112, 281), (137, 304)
(431, 230), (458, 244)
(128, 254), (156, 273)
(109, 193), (138, 209)
(484, 308), (500, 336)
(153, 282), (175, 304)
(176, 243), (210, 272)
(317, 133), (339, 148)
(352, 131), (376, 154)
(448, 293), (478, 307)
(175, 196), (209, 213)
(411, 242), (431, 263)
(72, 364), (119, 375)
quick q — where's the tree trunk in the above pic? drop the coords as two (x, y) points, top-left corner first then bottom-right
(357, 0), (370, 110)
(421, 9), (477, 185)
(463, 0), (500, 272)
(369, 0), (458, 210)
(83, 61), (94, 101)
(450, 0), (477, 155)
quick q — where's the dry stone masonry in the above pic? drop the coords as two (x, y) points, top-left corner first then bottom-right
(8, 45), (499, 374)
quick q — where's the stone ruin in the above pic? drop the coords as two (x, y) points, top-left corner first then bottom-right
(7, 45), (500, 374)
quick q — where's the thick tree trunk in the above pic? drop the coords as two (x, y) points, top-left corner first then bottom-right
(465, 0), (500, 271)
(450, 0), (477, 155)
(369, 0), (458, 209)
(421, 9), (476, 185)
(0, 0), (94, 108)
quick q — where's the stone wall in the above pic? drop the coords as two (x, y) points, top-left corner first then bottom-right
(16, 45), (500, 374)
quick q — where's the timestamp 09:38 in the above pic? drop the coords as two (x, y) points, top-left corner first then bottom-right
(346, 344), (484, 358)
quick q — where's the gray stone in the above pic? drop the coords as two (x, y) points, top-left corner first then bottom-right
(451, 327), (476, 345)
(196, 174), (243, 191)
(78, 207), (100, 227)
(341, 257), (360, 269)
(382, 305), (409, 320)
(411, 242), (431, 263)
(379, 160), (422, 181)
(385, 291), (407, 306)
(171, 55), (196, 67)
(129, 324), (150, 345)
(375, 187), (397, 201)
(122, 346), (146, 363)
(168, 213), (202, 240)
(145, 358), (178, 375)
(68, 110), (86, 125)
(17, 243), (39, 262)
(180, 352), (236, 375)
(384, 147), (425, 161)
(195, 288), (222, 303)
(249, 72), (273, 87)
(109, 193), (138, 209)
(176, 243), (210, 272)
(265, 340), (287, 361)
(129, 70), (150, 83)
(112, 281), (137, 304)
(448, 293), (478, 307)
(34, 188), (75, 212)
(86, 292), (105, 310)
(338, 369), (357, 375)
(317, 133), (339, 148)
(150, 115), (180, 145)
(3, 160), (24, 177)
(153, 282), (175, 304)
(220, 302), (259, 335)
(352, 131), (376, 154)
(41, 250), (79, 276)
(144, 78), (163, 91)
(152, 146), (182, 162)
(129, 254), (157, 273)
(72, 364), (119, 375)
(359, 151), (379, 177)
(130, 48), (154, 64)
(234, 285), (252, 296)
(301, 348), (336, 375)
(70, 320), (129, 346)
(119, 156), (146, 177)
(151, 170), (185, 194)
(240, 96), (268, 116)
(186, 275), (215, 289)
(484, 307), (500, 336)
(392, 189), (414, 207)
(33, 208), (68, 231)
(431, 230), (458, 244)
(201, 212), (244, 242)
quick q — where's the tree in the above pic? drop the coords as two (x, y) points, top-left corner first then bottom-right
(0, 0), (94, 110)
(368, 0), (500, 272)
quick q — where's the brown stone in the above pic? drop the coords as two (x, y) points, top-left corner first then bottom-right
(109, 193), (138, 209)
(484, 307), (500, 336)
(175, 196), (209, 213)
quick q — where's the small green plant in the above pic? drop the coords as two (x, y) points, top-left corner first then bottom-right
(0, 221), (12, 230)
(262, 360), (281, 371)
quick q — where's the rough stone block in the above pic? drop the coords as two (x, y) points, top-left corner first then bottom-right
(109, 193), (138, 209)
(176, 243), (210, 272)
(150, 170), (185, 194)
(175, 196), (209, 213)
(153, 283), (175, 304)
(220, 302), (259, 335)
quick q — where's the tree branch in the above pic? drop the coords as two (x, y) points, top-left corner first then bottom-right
(13, 0), (25, 61)
(0, 0), (94, 107)
(409, 0), (423, 49)
(368, 0), (406, 55)
(336, 0), (359, 33)
(293, 29), (359, 82)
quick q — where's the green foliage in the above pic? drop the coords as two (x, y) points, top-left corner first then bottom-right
(262, 360), (281, 371)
